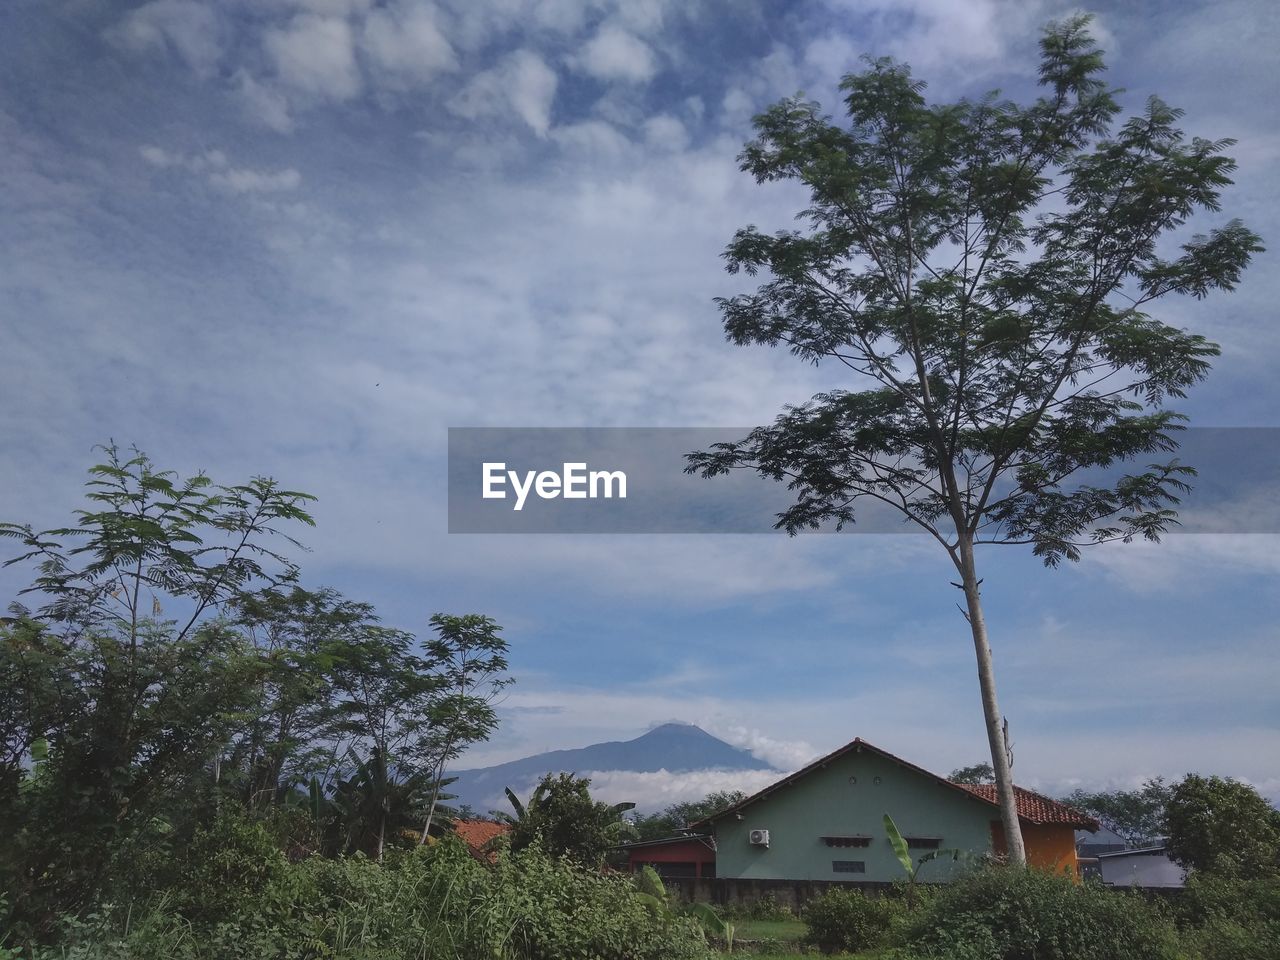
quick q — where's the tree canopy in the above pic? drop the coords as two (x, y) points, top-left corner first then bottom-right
(1165, 775), (1280, 878)
(687, 15), (1261, 863)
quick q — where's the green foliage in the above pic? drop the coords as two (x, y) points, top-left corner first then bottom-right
(687, 14), (1260, 562)
(1062, 777), (1172, 846)
(0, 443), (315, 637)
(503, 772), (636, 866)
(631, 790), (748, 841)
(1175, 872), (1280, 960)
(901, 866), (1181, 960)
(1164, 774), (1280, 878)
(0, 446), (514, 932)
(13, 841), (712, 960)
(883, 813), (969, 907)
(802, 888), (903, 955)
(948, 763), (994, 785)
(721, 894), (796, 922)
(685, 12), (1261, 870)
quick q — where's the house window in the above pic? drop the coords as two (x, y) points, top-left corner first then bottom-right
(832, 860), (866, 874)
(822, 835), (871, 848)
(905, 837), (942, 849)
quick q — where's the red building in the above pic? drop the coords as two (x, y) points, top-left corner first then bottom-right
(623, 835), (717, 879)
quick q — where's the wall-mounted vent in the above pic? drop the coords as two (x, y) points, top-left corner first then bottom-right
(748, 828), (770, 847)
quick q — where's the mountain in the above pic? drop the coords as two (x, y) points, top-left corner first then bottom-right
(447, 722), (775, 814)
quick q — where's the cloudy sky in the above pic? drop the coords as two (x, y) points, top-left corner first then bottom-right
(3, 0), (1278, 807)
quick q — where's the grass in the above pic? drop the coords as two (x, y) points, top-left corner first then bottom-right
(732, 918), (807, 941)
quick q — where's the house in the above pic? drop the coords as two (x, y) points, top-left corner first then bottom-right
(450, 818), (510, 862)
(1097, 845), (1186, 889)
(623, 834), (717, 879)
(682, 737), (1096, 885)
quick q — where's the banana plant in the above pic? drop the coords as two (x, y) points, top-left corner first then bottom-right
(633, 866), (735, 952)
(884, 813), (967, 908)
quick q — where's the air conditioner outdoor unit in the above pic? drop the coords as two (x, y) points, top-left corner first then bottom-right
(748, 828), (770, 847)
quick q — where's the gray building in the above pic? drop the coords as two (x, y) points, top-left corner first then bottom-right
(1096, 846), (1187, 888)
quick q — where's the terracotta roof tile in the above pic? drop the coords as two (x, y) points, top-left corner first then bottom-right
(452, 818), (510, 855)
(954, 783), (1099, 829)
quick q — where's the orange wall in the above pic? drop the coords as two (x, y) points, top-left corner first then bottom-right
(991, 821), (1080, 878)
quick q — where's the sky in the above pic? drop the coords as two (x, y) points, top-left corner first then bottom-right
(2, 0), (1278, 808)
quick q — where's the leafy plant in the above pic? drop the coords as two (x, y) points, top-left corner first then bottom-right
(686, 14), (1262, 863)
(902, 865), (1182, 960)
(884, 813), (967, 907)
(802, 888), (901, 954)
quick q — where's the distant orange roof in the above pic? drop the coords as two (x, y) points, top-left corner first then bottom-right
(954, 784), (1098, 829)
(452, 818), (509, 857)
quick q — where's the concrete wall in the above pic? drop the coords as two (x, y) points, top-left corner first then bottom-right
(712, 747), (995, 882)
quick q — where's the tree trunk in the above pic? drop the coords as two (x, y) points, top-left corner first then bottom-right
(420, 767), (444, 845)
(956, 535), (1027, 866)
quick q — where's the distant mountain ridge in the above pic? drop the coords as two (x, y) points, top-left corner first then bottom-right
(448, 722), (775, 813)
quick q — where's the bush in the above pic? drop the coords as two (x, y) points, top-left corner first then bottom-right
(15, 838), (712, 960)
(1176, 872), (1280, 960)
(901, 866), (1181, 960)
(802, 888), (902, 954)
(723, 893), (795, 922)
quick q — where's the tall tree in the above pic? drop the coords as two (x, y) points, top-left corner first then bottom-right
(228, 585), (372, 807)
(0, 445), (315, 923)
(417, 613), (512, 842)
(687, 18), (1260, 862)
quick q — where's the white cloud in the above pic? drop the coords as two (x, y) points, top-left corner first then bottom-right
(643, 113), (689, 151)
(233, 69), (295, 133)
(139, 145), (301, 193)
(106, 0), (223, 78)
(263, 14), (362, 101)
(583, 768), (785, 811)
(710, 724), (816, 770)
(1087, 535), (1280, 592)
(210, 166), (302, 193)
(819, 0), (1047, 78)
(574, 24), (659, 83)
(361, 1), (458, 88)
(447, 50), (558, 135)
(551, 120), (632, 158)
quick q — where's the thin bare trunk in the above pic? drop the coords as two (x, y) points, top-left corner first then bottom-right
(419, 763), (445, 845)
(956, 534), (1027, 866)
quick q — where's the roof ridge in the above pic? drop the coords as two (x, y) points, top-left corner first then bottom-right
(689, 736), (1097, 830)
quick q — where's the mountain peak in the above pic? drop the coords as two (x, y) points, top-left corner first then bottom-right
(450, 721), (776, 811)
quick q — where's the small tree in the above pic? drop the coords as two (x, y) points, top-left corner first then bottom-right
(1165, 774), (1280, 878)
(1063, 777), (1171, 847)
(687, 17), (1261, 862)
(0, 444), (315, 922)
(949, 763), (995, 785)
(503, 773), (636, 866)
(417, 613), (513, 842)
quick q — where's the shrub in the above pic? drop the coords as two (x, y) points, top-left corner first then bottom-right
(15, 838), (713, 960)
(723, 893), (795, 922)
(1176, 872), (1280, 960)
(802, 888), (901, 954)
(901, 866), (1181, 960)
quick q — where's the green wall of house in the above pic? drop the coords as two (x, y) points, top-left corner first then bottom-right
(712, 747), (996, 882)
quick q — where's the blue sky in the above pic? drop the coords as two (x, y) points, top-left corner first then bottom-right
(2, 0), (1278, 807)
